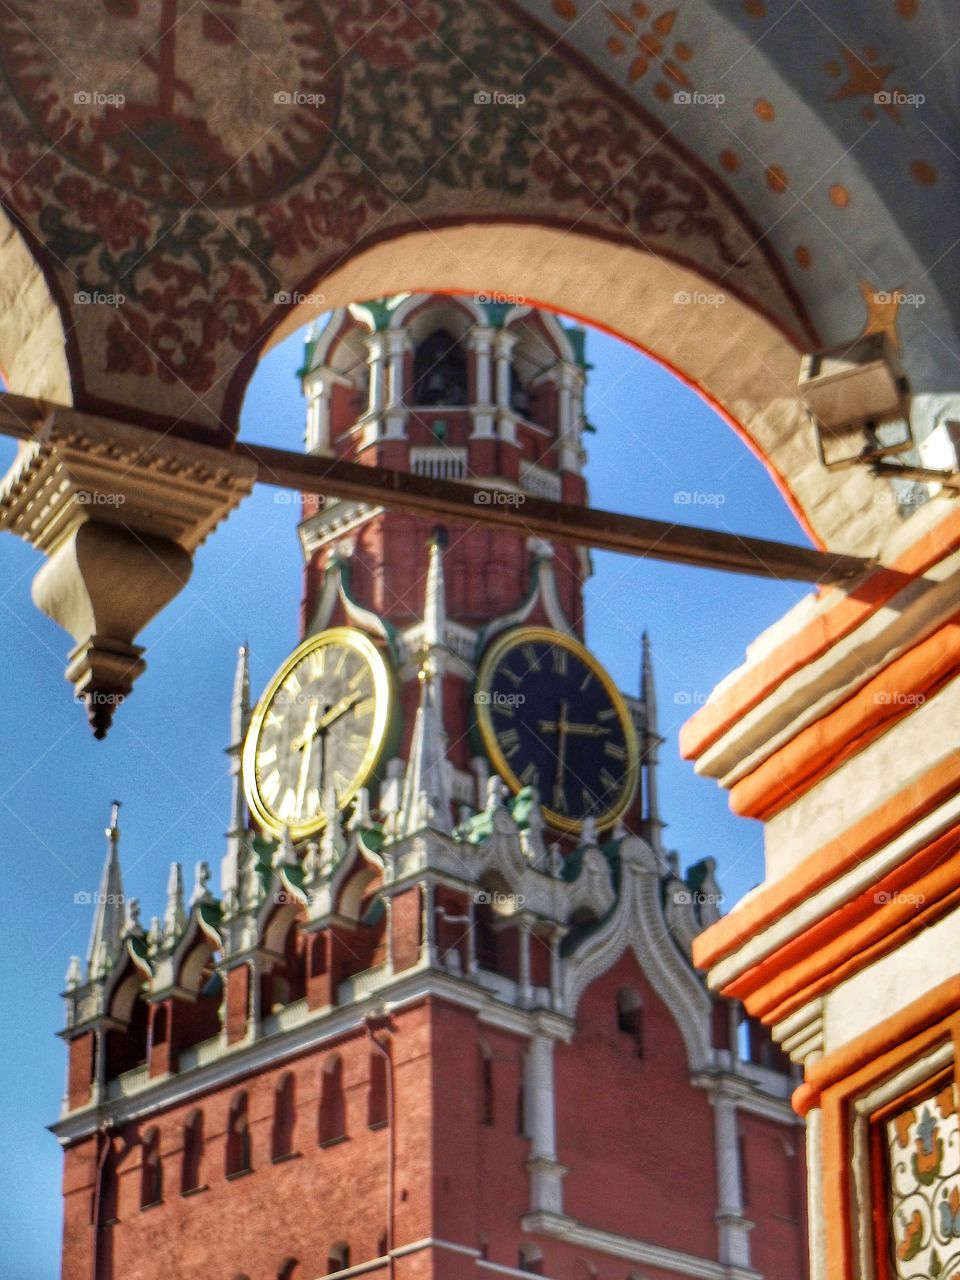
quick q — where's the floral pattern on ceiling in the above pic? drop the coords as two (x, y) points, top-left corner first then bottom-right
(0, 0), (812, 432)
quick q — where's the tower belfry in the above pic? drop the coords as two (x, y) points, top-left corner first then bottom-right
(54, 295), (806, 1280)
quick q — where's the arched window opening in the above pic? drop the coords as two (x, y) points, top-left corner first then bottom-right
(516, 1076), (527, 1138)
(367, 1048), (388, 1129)
(104, 972), (150, 1079)
(377, 1230), (388, 1257)
(272, 1073), (297, 1161)
(478, 1046), (494, 1126)
(225, 1091), (251, 1177)
(99, 1140), (119, 1225)
(327, 1242), (350, 1274)
(617, 986), (644, 1058)
(509, 364), (530, 416)
(180, 1109), (204, 1195)
(140, 1127), (162, 1208)
(318, 1055), (346, 1146)
(278, 1259), (300, 1280)
(411, 329), (467, 406)
(518, 1244), (543, 1274)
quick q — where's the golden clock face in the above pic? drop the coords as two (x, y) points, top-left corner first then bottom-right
(242, 628), (392, 840)
(475, 627), (639, 835)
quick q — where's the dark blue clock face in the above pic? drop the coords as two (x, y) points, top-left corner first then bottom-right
(479, 634), (637, 830)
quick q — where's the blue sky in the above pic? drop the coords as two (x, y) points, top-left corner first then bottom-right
(0, 316), (811, 1278)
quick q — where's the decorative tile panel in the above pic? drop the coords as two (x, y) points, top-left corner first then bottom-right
(886, 1080), (960, 1279)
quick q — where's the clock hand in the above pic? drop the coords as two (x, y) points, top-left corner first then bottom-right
(292, 699), (322, 819)
(537, 719), (610, 737)
(553, 700), (569, 814)
(317, 688), (361, 731)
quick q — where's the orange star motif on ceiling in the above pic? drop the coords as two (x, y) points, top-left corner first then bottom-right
(827, 46), (900, 122)
(859, 279), (904, 349)
(604, 4), (692, 100)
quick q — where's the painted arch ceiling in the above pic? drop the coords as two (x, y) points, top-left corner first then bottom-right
(0, 0), (954, 438)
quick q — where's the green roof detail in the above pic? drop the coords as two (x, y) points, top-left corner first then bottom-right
(358, 827), (385, 857)
(562, 323), (590, 369)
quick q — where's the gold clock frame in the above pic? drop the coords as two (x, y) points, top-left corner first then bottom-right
(475, 625), (640, 836)
(242, 627), (393, 840)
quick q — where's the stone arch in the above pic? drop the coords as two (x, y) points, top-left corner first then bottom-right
(261, 222), (900, 555)
(0, 0), (949, 565)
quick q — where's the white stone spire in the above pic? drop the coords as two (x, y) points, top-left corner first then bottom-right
(223, 643), (251, 898)
(640, 632), (666, 857)
(423, 527), (447, 653)
(230, 641), (250, 746)
(162, 862), (186, 946)
(86, 801), (124, 979)
(399, 660), (453, 836)
(398, 531), (452, 836)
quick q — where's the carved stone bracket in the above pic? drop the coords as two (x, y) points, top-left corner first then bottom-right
(0, 406), (256, 735)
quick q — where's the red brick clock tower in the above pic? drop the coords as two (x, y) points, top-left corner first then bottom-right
(54, 294), (809, 1280)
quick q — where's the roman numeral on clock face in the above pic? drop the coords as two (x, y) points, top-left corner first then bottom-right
(604, 741), (627, 761)
(520, 762), (539, 787)
(261, 770), (282, 805)
(497, 727), (522, 759)
(552, 649), (568, 676)
(521, 644), (542, 673)
(600, 768), (619, 793)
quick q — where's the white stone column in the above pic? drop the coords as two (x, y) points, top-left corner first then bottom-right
(548, 928), (564, 1013)
(712, 1087), (752, 1268)
(365, 333), (387, 415)
(248, 956), (262, 1042)
(469, 328), (496, 438)
(557, 365), (582, 474)
(422, 880), (437, 968)
(805, 1105), (827, 1280)
(524, 1031), (567, 1214)
(494, 331), (518, 408)
(383, 330), (409, 440)
(305, 378), (331, 454)
(471, 328), (494, 402)
(518, 918), (533, 1006)
(466, 897), (478, 976)
(494, 331), (519, 444)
